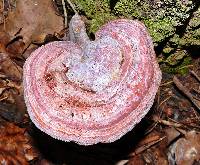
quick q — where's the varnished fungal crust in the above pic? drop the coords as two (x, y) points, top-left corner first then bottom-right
(23, 15), (161, 145)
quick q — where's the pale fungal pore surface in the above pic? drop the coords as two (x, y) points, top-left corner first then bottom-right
(23, 14), (162, 145)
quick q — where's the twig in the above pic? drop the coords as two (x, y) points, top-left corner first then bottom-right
(169, 115), (200, 131)
(61, 0), (68, 27)
(145, 121), (158, 135)
(190, 70), (200, 82)
(175, 127), (187, 135)
(129, 136), (166, 156)
(192, 88), (200, 95)
(66, 0), (78, 14)
(191, 107), (200, 121)
(0, 96), (7, 101)
(157, 95), (172, 110)
(115, 160), (129, 165)
(157, 119), (182, 128)
(61, 0), (78, 28)
(173, 76), (200, 111)
(145, 95), (171, 135)
(155, 87), (161, 113)
(160, 80), (173, 86)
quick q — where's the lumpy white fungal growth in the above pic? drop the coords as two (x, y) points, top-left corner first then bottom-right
(23, 14), (162, 145)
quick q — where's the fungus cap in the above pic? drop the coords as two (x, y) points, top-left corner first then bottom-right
(23, 14), (162, 145)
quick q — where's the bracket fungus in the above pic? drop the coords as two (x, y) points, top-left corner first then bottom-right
(23, 14), (162, 145)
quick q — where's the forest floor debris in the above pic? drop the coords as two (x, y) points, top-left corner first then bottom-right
(0, 0), (199, 165)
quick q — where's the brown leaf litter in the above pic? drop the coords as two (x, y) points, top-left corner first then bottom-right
(1, 0), (63, 46)
(0, 120), (38, 164)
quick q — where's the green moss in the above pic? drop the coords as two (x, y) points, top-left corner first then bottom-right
(170, 4), (200, 47)
(89, 13), (116, 33)
(163, 46), (174, 54)
(114, 0), (196, 43)
(72, 0), (197, 45)
(143, 18), (176, 43)
(161, 56), (192, 75)
(72, 0), (116, 33)
(165, 50), (187, 65)
(114, 0), (148, 19)
(70, 0), (198, 70)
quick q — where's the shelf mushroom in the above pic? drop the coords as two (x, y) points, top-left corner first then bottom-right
(23, 14), (162, 145)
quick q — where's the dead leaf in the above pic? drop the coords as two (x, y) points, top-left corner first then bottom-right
(0, 121), (38, 164)
(128, 155), (145, 165)
(164, 127), (180, 145)
(0, 31), (10, 52)
(128, 131), (168, 165)
(165, 50), (187, 66)
(0, 79), (8, 95)
(7, 79), (23, 95)
(175, 131), (200, 165)
(168, 131), (200, 165)
(0, 52), (22, 80)
(3, 0), (63, 48)
(6, 38), (25, 57)
(0, 101), (24, 122)
(0, 79), (25, 122)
